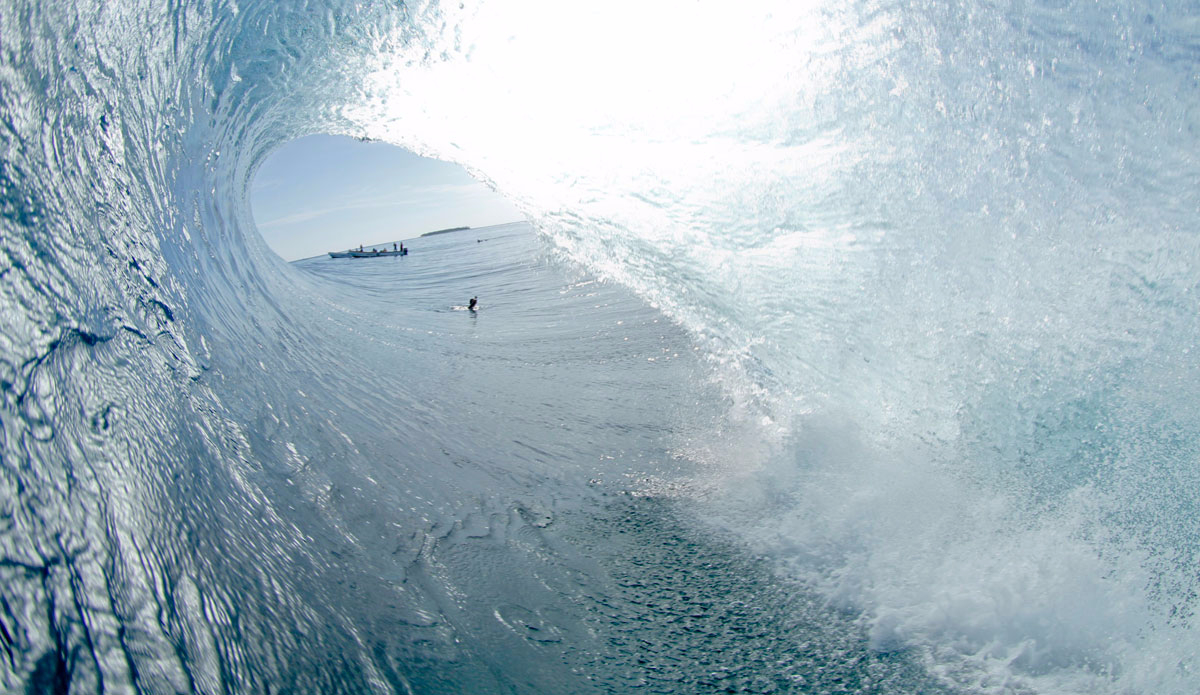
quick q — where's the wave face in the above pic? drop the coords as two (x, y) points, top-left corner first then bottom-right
(3, 0), (1199, 692)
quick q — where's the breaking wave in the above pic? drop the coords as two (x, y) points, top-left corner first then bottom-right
(2, 0), (1199, 692)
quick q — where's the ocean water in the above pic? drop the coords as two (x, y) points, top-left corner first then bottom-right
(2, 0), (1199, 693)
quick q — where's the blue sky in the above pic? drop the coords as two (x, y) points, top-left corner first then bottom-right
(251, 135), (524, 261)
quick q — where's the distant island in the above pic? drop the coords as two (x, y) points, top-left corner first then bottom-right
(420, 226), (470, 237)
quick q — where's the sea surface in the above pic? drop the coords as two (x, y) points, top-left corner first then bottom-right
(3, 1), (1200, 693)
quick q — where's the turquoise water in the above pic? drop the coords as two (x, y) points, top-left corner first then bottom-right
(3, 1), (1200, 692)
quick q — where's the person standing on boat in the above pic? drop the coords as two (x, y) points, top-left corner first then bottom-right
(468, 297), (478, 311)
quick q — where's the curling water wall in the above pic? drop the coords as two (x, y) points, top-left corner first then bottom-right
(0, 2), (455, 691)
(3, 0), (1200, 693)
(349, 3), (1200, 689)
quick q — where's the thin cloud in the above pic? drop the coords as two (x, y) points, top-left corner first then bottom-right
(251, 135), (524, 260)
(257, 208), (334, 228)
(260, 182), (497, 228)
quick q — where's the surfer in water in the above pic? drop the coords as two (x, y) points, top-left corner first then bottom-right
(468, 297), (478, 311)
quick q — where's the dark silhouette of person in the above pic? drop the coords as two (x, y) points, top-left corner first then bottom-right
(468, 297), (478, 311)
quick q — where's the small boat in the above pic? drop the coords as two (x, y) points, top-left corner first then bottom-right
(328, 248), (408, 258)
